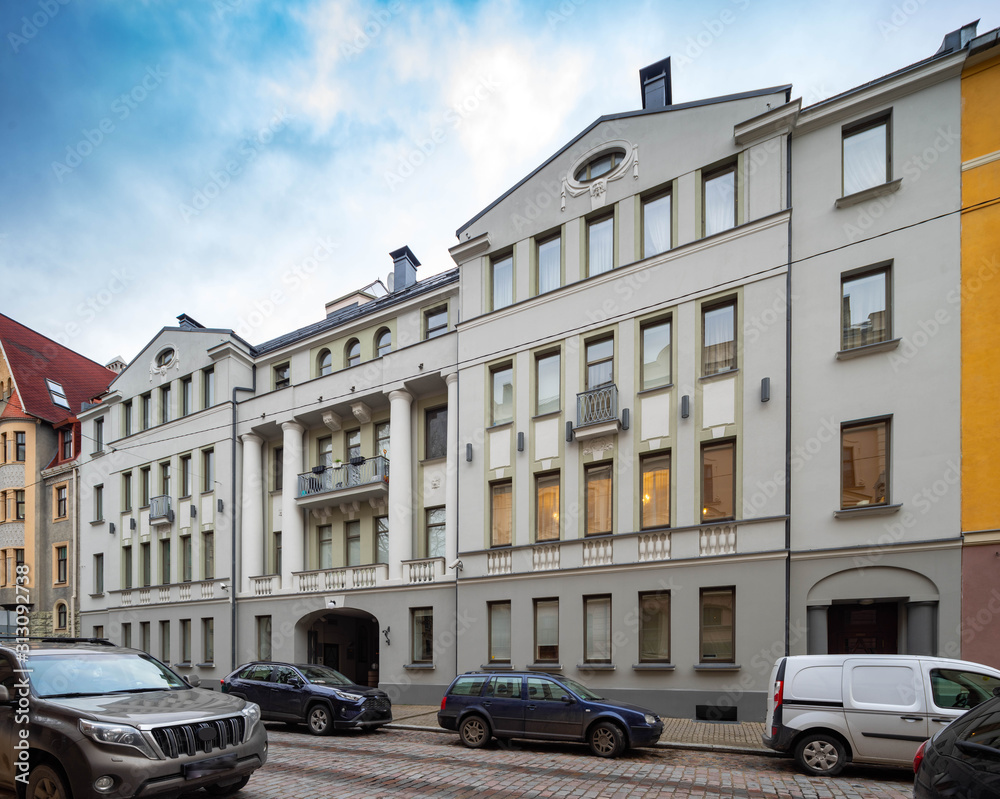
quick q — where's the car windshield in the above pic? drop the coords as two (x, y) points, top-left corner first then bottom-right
(559, 677), (604, 701)
(28, 652), (188, 698)
(297, 664), (353, 686)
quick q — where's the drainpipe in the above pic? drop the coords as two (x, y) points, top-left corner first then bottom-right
(71, 462), (79, 636)
(784, 131), (793, 655)
(231, 366), (256, 672)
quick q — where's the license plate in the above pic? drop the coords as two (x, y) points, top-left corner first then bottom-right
(183, 754), (238, 780)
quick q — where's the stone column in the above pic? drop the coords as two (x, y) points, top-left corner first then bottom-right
(239, 433), (264, 593)
(445, 373), (459, 570)
(807, 606), (829, 655)
(280, 422), (305, 591)
(907, 601), (937, 655)
(388, 390), (413, 582)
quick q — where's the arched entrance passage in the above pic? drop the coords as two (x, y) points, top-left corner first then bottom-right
(296, 608), (381, 687)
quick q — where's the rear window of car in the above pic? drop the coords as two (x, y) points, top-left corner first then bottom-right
(448, 675), (487, 696)
(245, 665), (272, 682)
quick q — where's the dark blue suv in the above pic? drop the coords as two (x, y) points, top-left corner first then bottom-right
(438, 671), (663, 757)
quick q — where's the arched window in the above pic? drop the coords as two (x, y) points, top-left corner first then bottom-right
(317, 349), (332, 376)
(56, 602), (68, 630)
(346, 340), (361, 368)
(376, 329), (391, 358)
(155, 348), (175, 367)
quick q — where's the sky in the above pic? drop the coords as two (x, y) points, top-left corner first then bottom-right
(1, 0), (995, 367)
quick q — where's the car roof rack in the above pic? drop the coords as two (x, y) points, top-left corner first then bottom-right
(0, 635), (116, 645)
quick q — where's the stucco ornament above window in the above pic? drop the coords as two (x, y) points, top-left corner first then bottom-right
(150, 345), (180, 381)
(563, 140), (639, 211)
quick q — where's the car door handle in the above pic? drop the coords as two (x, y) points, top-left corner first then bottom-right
(900, 716), (922, 722)
(482, 701), (492, 707)
(526, 704), (537, 710)
(931, 717), (951, 724)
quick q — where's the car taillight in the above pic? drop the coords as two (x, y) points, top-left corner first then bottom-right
(440, 696), (447, 711)
(772, 679), (783, 708)
(914, 739), (927, 773)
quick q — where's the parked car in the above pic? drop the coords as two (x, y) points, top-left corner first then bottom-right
(0, 636), (267, 799)
(221, 661), (392, 734)
(763, 654), (1000, 776)
(913, 692), (1000, 797)
(437, 671), (663, 758)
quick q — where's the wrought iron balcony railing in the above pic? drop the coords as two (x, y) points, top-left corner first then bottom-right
(576, 384), (618, 428)
(297, 455), (389, 498)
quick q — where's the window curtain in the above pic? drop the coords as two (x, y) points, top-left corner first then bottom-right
(536, 354), (560, 415)
(641, 457), (670, 528)
(643, 194), (671, 256)
(490, 603), (511, 662)
(535, 601), (559, 661)
(704, 170), (735, 236)
(538, 238), (560, 293)
(493, 257), (513, 308)
(588, 218), (614, 276)
(586, 465), (612, 534)
(703, 304), (735, 375)
(640, 594), (670, 661)
(843, 124), (887, 196)
(536, 477), (560, 541)
(585, 597), (611, 661)
(492, 484), (512, 546)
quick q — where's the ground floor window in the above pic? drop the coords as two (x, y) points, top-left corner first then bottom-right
(411, 607), (433, 663)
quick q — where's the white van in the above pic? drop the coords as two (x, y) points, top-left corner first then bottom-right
(763, 654), (1000, 775)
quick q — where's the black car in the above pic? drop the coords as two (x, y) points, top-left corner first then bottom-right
(914, 693), (1000, 797)
(221, 661), (392, 735)
(438, 671), (663, 758)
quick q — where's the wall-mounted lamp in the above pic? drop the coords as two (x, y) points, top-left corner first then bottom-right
(517, 432), (524, 452)
(327, 599), (337, 608)
(681, 395), (690, 418)
(465, 443), (473, 462)
(383, 626), (391, 646)
(190, 504), (197, 519)
(130, 518), (137, 531)
(109, 522), (116, 535)
(760, 377), (771, 403)
(621, 408), (630, 431)
(565, 421), (574, 443)
(221, 583), (230, 592)
(217, 499), (224, 513)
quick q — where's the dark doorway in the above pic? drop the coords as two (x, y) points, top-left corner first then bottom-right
(827, 602), (898, 654)
(323, 643), (339, 670)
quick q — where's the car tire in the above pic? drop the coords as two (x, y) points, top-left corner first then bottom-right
(588, 721), (625, 758)
(795, 732), (847, 776)
(458, 715), (491, 748)
(307, 704), (333, 735)
(27, 764), (70, 799)
(203, 776), (251, 796)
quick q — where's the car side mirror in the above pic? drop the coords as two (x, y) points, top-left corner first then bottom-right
(994, 686), (1000, 698)
(560, 694), (574, 704)
(185, 674), (202, 688)
(288, 678), (302, 687)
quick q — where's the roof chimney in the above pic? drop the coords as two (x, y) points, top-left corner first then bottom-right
(639, 57), (672, 109)
(389, 246), (420, 293)
(935, 20), (979, 54)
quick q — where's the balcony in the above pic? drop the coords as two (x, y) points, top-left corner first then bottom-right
(296, 456), (389, 510)
(149, 495), (174, 525)
(574, 385), (621, 440)
(295, 564), (388, 593)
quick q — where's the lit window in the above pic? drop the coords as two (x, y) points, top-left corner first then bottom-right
(491, 482), (512, 547)
(843, 115), (889, 196)
(701, 441), (736, 522)
(585, 463), (612, 535)
(842, 267), (890, 350)
(643, 191), (671, 257)
(641, 453), (670, 529)
(703, 163), (736, 237)
(841, 419), (889, 509)
(492, 254), (513, 310)
(535, 472), (560, 542)
(700, 587), (735, 663)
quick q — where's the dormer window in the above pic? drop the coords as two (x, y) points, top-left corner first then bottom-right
(155, 348), (175, 368)
(574, 148), (626, 182)
(46, 379), (70, 409)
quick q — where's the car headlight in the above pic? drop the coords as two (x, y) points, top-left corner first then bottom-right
(644, 714), (659, 725)
(241, 701), (262, 738)
(329, 688), (363, 703)
(79, 720), (157, 759)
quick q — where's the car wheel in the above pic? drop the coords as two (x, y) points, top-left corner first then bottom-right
(458, 715), (491, 748)
(795, 733), (847, 776)
(588, 721), (625, 758)
(203, 776), (251, 796)
(307, 704), (333, 735)
(27, 765), (70, 799)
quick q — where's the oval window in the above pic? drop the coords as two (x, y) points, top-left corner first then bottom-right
(574, 149), (626, 182)
(156, 348), (175, 367)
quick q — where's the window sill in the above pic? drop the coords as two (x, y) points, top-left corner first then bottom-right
(637, 384), (674, 397)
(90, 519), (105, 526)
(89, 592), (105, 598)
(91, 450), (105, 458)
(835, 178), (903, 209)
(833, 503), (902, 519)
(403, 663), (435, 670)
(196, 662), (215, 668)
(527, 663), (562, 671)
(699, 368), (739, 383)
(480, 663), (514, 671)
(488, 421), (514, 432)
(693, 663), (741, 671)
(632, 663), (675, 671)
(174, 662), (193, 669)
(531, 410), (563, 422)
(836, 338), (900, 360)
(576, 663), (615, 671)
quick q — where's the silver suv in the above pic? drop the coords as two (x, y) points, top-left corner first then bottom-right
(0, 637), (267, 799)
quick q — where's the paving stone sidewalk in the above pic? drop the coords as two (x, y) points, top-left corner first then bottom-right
(390, 705), (771, 754)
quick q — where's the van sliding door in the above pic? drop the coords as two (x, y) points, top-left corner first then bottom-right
(842, 658), (928, 765)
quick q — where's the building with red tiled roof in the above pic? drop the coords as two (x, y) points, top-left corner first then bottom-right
(0, 313), (117, 636)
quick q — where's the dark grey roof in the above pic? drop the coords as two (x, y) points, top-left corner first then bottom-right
(454, 84), (792, 238)
(253, 267), (459, 356)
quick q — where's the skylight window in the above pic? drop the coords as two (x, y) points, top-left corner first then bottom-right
(46, 379), (70, 409)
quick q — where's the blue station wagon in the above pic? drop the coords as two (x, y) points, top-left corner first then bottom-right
(438, 671), (663, 757)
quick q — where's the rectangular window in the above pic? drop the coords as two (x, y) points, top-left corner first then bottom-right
(586, 337), (614, 389)
(585, 463), (612, 536)
(140, 467), (151, 506)
(425, 306), (448, 339)
(346, 520), (361, 567)
(180, 619), (191, 662)
(160, 620), (170, 663)
(317, 437), (332, 469)
(490, 482), (512, 547)
(376, 422), (390, 460)
(140, 542), (151, 587)
(425, 507), (445, 558)
(537, 234), (561, 294)
(140, 622), (150, 654)
(270, 531), (282, 575)
(488, 601), (511, 663)
(94, 484), (104, 521)
(584, 595), (612, 663)
(202, 449), (214, 492)
(160, 539), (170, 584)
(700, 587), (735, 663)
(202, 618), (215, 664)
(56, 485), (68, 519)
(643, 191), (672, 257)
(534, 599), (559, 663)
(842, 267), (890, 350)
(703, 163), (736, 237)
(273, 446), (283, 491)
(122, 471), (133, 512)
(843, 115), (889, 196)
(160, 385), (171, 424)
(46, 379), (69, 408)
(318, 525), (333, 569)
(122, 400), (133, 437)
(180, 455), (192, 498)
(94, 553), (104, 594)
(181, 377), (193, 416)
(841, 419), (889, 509)
(122, 623), (132, 648)
(56, 545), (68, 584)
(274, 363), (290, 390)
(15, 432), (25, 462)
(203, 368), (215, 408)
(256, 616), (272, 660)
(94, 417), (105, 452)
(61, 428), (73, 460)
(411, 607), (433, 663)
(641, 318), (672, 390)
(181, 535), (192, 582)
(587, 215), (614, 276)
(490, 364), (513, 425)
(639, 592), (671, 663)
(160, 461), (170, 497)
(425, 407), (447, 460)
(202, 531), (215, 579)
(702, 301), (736, 376)
(122, 545), (133, 589)
(535, 472), (560, 542)
(345, 429), (361, 462)
(141, 394), (151, 430)
(535, 351), (560, 415)
(701, 441), (735, 522)
(15, 490), (25, 520)
(94, 625), (104, 639)
(376, 516), (389, 563)
(641, 453), (671, 529)
(492, 253), (513, 310)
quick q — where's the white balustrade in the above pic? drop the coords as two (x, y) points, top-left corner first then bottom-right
(700, 524), (737, 556)
(532, 544), (561, 571)
(638, 531), (671, 562)
(487, 549), (512, 576)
